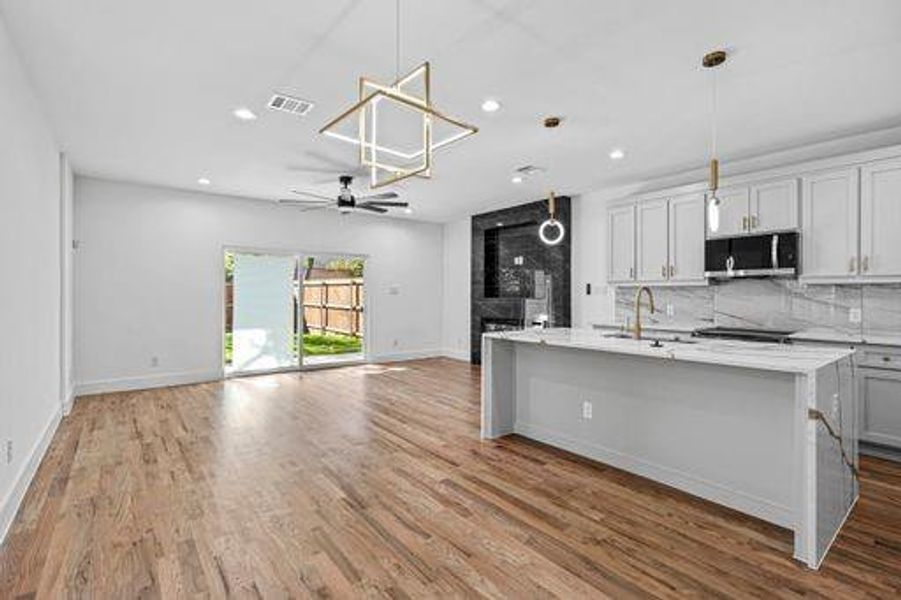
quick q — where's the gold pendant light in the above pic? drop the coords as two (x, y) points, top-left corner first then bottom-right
(539, 191), (565, 246)
(319, 0), (477, 189)
(703, 50), (727, 233)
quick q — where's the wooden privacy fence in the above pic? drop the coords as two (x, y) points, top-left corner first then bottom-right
(302, 278), (364, 337)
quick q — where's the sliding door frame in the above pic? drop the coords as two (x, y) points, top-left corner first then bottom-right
(220, 244), (371, 378)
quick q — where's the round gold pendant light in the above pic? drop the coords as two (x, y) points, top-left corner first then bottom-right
(539, 191), (565, 246)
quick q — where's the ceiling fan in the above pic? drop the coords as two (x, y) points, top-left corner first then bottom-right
(278, 175), (409, 214)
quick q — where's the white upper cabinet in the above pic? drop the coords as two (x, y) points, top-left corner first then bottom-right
(750, 178), (798, 233)
(668, 193), (706, 282)
(707, 186), (749, 238)
(801, 167), (860, 280)
(607, 204), (636, 283)
(860, 157), (901, 278)
(637, 199), (670, 282)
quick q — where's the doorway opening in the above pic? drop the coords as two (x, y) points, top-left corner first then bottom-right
(223, 249), (366, 375)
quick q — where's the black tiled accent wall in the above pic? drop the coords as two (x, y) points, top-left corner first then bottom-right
(470, 196), (572, 364)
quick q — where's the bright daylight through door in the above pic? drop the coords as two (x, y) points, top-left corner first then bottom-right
(224, 251), (365, 374)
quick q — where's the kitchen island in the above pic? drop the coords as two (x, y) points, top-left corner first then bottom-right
(481, 328), (858, 569)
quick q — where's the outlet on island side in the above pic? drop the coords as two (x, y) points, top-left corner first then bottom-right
(666, 303), (675, 317)
(582, 401), (593, 420)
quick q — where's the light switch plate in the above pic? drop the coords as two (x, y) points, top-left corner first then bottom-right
(849, 308), (862, 324)
(666, 303), (675, 317)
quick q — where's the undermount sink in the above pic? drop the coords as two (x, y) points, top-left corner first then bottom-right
(602, 332), (697, 344)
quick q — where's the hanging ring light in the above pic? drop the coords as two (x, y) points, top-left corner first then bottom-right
(703, 50), (727, 233)
(539, 191), (565, 246)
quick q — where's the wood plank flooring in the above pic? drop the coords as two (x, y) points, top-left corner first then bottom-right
(1, 357), (900, 598)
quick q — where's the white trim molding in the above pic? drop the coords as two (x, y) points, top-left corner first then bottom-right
(75, 368), (223, 396)
(0, 408), (62, 545)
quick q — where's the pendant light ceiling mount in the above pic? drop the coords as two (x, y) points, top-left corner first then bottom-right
(319, 0), (477, 189)
(702, 50), (727, 69)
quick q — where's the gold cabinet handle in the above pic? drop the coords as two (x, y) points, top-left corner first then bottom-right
(751, 215), (759, 229)
(863, 256), (869, 272)
(849, 257), (856, 273)
(662, 265), (667, 278)
(669, 265), (675, 277)
(741, 216), (749, 231)
(629, 266), (634, 279)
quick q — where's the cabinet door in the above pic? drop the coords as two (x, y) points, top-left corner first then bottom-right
(860, 368), (901, 449)
(861, 158), (901, 278)
(801, 168), (860, 280)
(706, 186), (749, 238)
(668, 192), (705, 282)
(750, 178), (798, 233)
(636, 199), (670, 282)
(607, 204), (635, 283)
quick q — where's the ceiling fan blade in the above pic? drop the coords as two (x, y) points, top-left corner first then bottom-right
(300, 205), (332, 213)
(360, 200), (409, 208)
(356, 204), (388, 214)
(356, 191), (399, 201)
(278, 198), (332, 205)
(289, 190), (336, 201)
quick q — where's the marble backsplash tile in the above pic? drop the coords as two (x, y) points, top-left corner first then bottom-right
(614, 280), (900, 336)
(862, 284), (901, 334)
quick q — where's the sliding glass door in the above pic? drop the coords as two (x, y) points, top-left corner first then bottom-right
(224, 250), (366, 375)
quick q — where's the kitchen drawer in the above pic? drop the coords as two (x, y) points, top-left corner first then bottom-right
(858, 346), (901, 370)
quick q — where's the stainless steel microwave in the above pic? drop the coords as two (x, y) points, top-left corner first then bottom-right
(704, 232), (798, 279)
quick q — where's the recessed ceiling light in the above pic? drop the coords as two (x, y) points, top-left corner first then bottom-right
(609, 148), (625, 160)
(404, 207), (413, 214)
(197, 177), (211, 185)
(481, 98), (501, 113)
(232, 107), (258, 121)
(511, 176), (523, 184)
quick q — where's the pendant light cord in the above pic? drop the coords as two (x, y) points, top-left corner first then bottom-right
(395, 0), (401, 82)
(710, 67), (718, 158)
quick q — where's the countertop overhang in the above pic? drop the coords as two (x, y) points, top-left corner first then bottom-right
(484, 327), (855, 373)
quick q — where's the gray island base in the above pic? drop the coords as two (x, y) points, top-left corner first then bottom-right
(481, 328), (858, 569)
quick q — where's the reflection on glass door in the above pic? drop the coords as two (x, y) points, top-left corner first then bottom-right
(227, 252), (297, 374)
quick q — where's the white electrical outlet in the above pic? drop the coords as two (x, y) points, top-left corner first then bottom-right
(666, 303), (675, 317)
(582, 401), (593, 420)
(849, 308), (862, 324)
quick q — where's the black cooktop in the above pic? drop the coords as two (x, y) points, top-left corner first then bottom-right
(692, 326), (797, 344)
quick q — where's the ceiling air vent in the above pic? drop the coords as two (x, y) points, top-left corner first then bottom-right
(515, 165), (545, 176)
(268, 93), (315, 117)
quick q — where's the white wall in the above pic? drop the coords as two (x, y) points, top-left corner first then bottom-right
(0, 17), (63, 541)
(74, 177), (445, 393)
(440, 218), (471, 360)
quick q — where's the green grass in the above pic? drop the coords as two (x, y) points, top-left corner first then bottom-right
(302, 332), (362, 356)
(224, 331), (361, 364)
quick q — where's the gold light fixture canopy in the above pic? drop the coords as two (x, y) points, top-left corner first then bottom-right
(319, 61), (478, 189)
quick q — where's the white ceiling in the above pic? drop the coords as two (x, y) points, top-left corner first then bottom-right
(3, 0), (901, 221)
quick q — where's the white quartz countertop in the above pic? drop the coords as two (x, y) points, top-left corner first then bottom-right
(484, 328), (855, 373)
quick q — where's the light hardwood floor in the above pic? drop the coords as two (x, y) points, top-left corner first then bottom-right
(1, 358), (900, 598)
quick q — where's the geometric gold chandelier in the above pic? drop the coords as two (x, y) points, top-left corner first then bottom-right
(319, 2), (478, 188)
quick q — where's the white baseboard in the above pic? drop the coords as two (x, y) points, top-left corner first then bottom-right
(440, 349), (471, 362)
(62, 385), (75, 415)
(0, 406), (62, 545)
(75, 368), (222, 396)
(370, 349), (444, 363)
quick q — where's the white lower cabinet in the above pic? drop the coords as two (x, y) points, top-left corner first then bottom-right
(859, 367), (901, 450)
